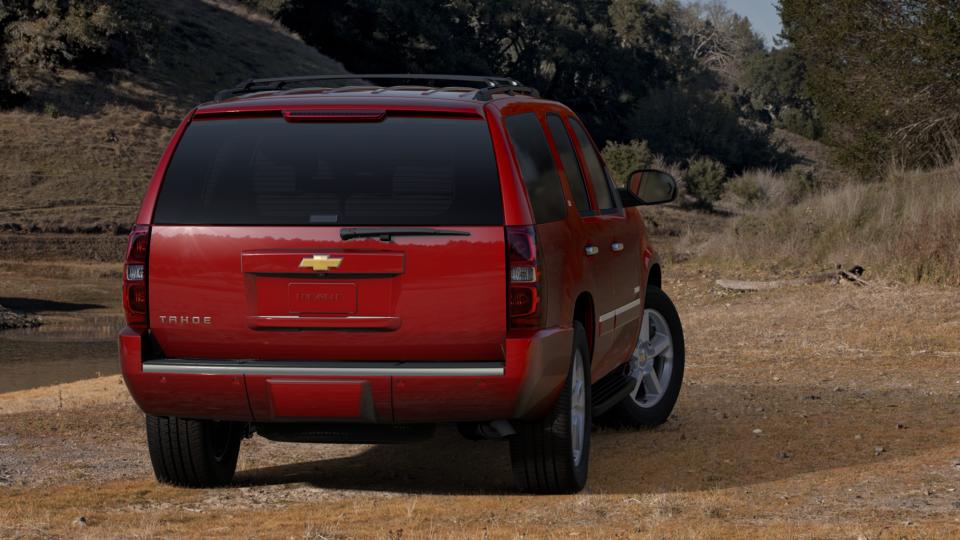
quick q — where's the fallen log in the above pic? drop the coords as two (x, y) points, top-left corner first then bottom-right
(715, 265), (867, 291)
(715, 278), (805, 291)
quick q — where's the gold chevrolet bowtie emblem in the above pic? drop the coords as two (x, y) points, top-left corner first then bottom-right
(299, 254), (343, 271)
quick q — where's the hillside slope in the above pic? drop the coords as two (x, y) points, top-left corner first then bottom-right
(0, 0), (345, 243)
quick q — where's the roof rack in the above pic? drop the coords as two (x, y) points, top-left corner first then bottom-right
(473, 83), (540, 101)
(213, 74), (540, 102)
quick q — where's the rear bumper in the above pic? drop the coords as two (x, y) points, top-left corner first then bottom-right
(119, 325), (572, 423)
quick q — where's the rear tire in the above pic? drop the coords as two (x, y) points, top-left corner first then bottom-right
(146, 415), (243, 487)
(509, 321), (591, 494)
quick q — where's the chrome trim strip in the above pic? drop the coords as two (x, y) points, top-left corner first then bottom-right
(598, 298), (644, 326)
(615, 298), (643, 316)
(142, 360), (505, 377)
(249, 315), (393, 320)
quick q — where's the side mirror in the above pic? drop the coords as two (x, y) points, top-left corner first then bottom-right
(618, 169), (677, 206)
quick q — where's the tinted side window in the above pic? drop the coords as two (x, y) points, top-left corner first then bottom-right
(546, 114), (591, 215)
(505, 113), (567, 224)
(569, 120), (615, 211)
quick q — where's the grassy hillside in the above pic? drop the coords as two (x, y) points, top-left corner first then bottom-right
(0, 0), (345, 238)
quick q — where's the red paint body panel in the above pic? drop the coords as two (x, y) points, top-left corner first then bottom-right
(265, 380), (368, 420)
(245, 375), (391, 423)
(392, 326), (573, 422)
(121, 326), (571, 422)
(121, 90), (661, 425)
(286, 283), (358, 315)
(120, 328), (252, 421)
(241, 251), (404, 275)
(147, 226), (505, 360)
(486, 98), (648, 382)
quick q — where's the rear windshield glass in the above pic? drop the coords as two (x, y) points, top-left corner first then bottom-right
(153, 116), (503, 226)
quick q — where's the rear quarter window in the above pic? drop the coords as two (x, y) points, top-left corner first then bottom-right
(153, 115), (503, 226)
(504, 112), (568, 224)
(546, 114), (592, 215)
(569, 119), (617, 212)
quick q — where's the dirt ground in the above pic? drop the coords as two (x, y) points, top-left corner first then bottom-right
(1, 260), (959, 538)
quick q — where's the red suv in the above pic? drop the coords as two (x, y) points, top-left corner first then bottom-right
(120, 75), (684, 494)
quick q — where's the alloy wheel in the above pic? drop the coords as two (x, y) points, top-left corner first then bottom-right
(628, 308), (675, 408)
(570, 350), (587, 465)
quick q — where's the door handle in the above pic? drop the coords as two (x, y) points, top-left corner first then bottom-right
(611, 242), (624, 252)
(585, 245), (599, 256)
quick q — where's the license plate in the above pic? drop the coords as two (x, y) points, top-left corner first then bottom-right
(288, 282), (357, 314)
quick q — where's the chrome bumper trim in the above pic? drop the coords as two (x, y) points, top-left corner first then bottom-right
(141, 359), (505, 377)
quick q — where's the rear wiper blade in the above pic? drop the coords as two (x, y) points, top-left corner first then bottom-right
(340, 227), (472, 241)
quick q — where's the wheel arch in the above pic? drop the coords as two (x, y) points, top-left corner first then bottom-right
(647, 263), (662, 290)
(572, 292), (595, 358)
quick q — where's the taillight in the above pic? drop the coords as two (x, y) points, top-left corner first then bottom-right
(506, 225), (543, 328)
(123, 225), (150, 328)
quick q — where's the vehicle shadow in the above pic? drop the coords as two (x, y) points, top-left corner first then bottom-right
(234, 381), (959, 495)
(0, 297), (105, 314)
(236, 427), (515, 494)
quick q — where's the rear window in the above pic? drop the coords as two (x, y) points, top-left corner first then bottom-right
(153, 115), (503, 226)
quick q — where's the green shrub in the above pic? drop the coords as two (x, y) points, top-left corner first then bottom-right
(783, 166), (820, 204)
(0, 1), (156, 100)
(601, 139), (653, 186)
(725, 167), (822, 209)
(237, 0), (288, 16)
(726, 174), (766, 206)
(683, 157), (727, 209)
(777, 106), (822, 140)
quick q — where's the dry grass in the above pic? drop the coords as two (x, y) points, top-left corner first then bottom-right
(724, 168), (794, 208)
(0, 376), (126, 415)
(704, 162), (960, 284)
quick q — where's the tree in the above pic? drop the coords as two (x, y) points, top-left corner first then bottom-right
(0, 5), (11, 103)
(780, 0), (960, 175)
(276, 0), (790, 171)
(656, 0), (765, 86)
(278, 0), (674, 142)
(741, 46), (822, 138)
(0, 0), (155, 103)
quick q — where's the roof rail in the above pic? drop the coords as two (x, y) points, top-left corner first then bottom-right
(214, 74), (539, 102)
(474, 83), (540, 101)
